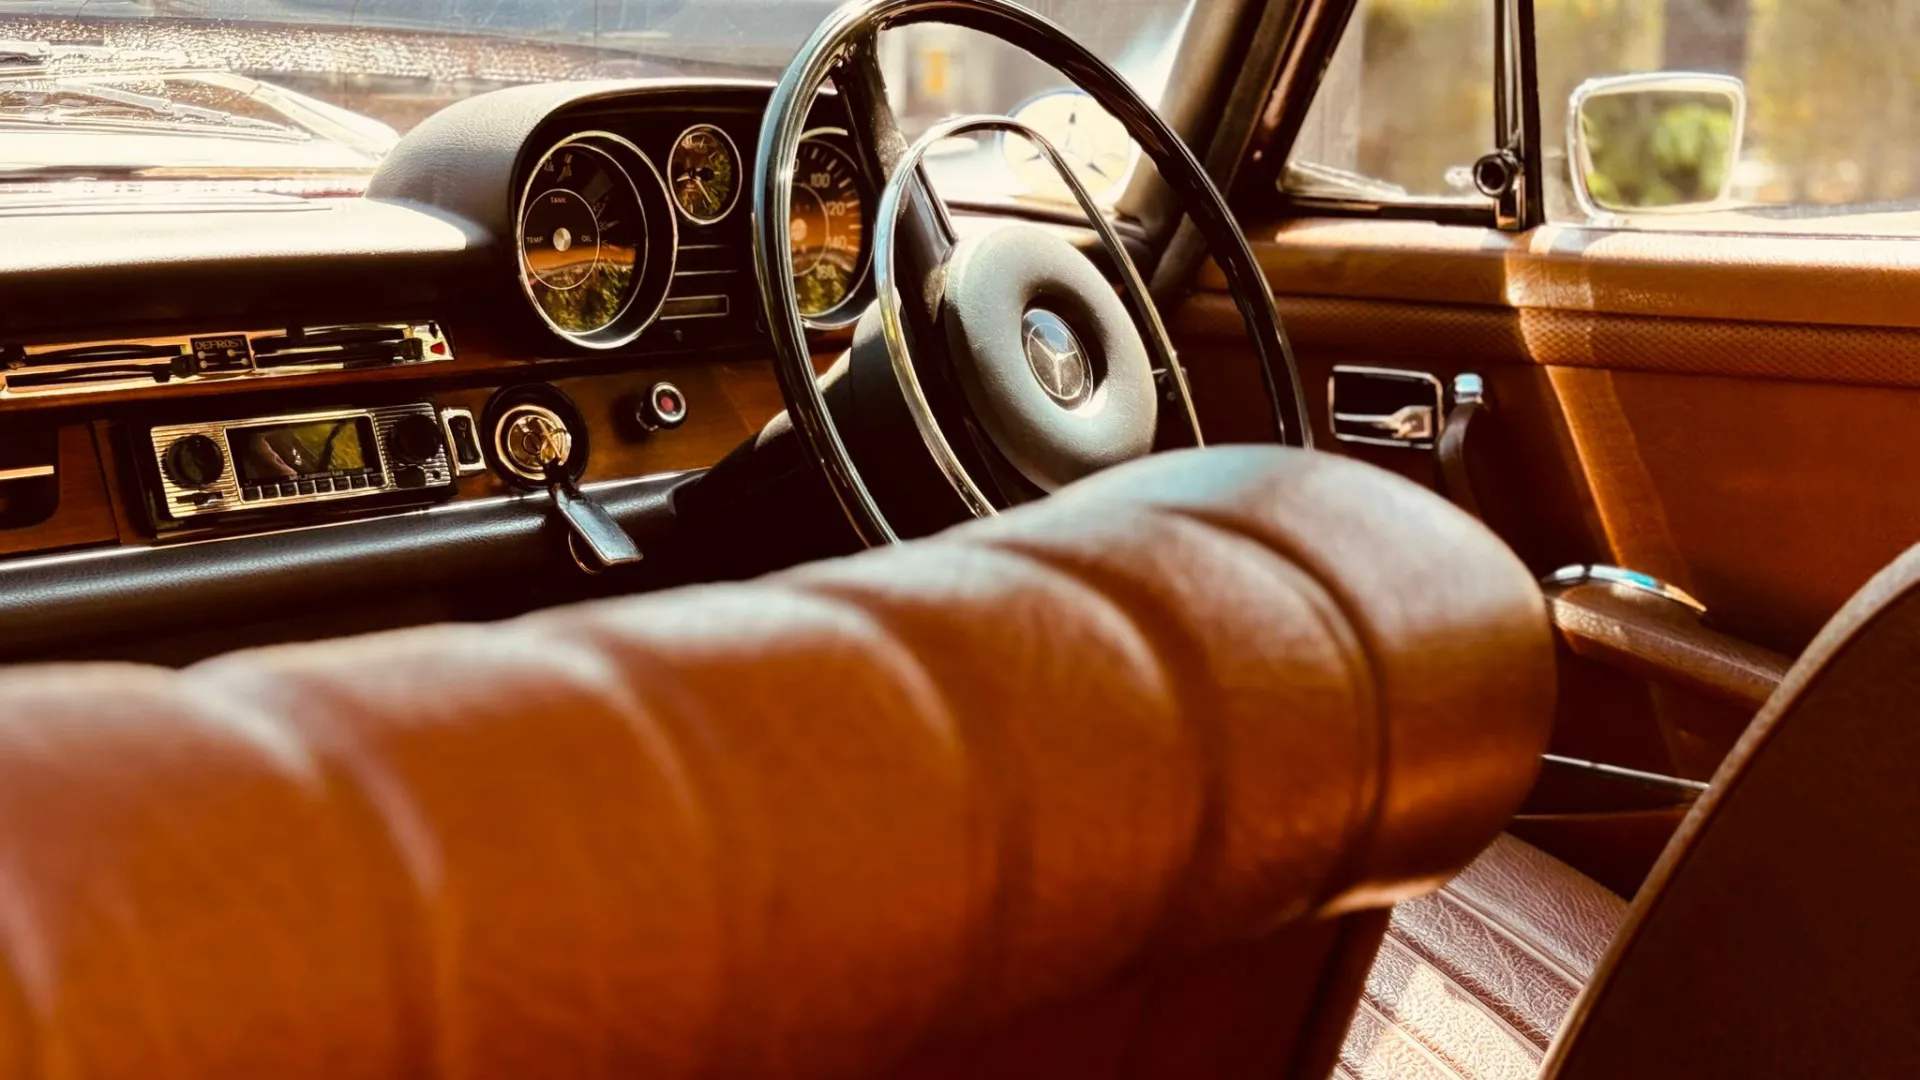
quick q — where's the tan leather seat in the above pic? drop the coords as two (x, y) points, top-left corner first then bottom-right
(1338, 835), (1625, 1080)
(0, 447), (1556, 1080)
(1345, 539), (1920, 1079)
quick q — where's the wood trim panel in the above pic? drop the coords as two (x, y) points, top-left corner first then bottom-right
(0, 424), (119, 557)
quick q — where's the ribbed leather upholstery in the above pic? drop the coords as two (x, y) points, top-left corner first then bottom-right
(1338, 836), (1626, 1080)
(0, 447), (1556, 1080)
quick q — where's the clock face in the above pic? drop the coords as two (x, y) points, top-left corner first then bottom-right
(669, 123), (740, 225)
(1003, 90), (1139, 203)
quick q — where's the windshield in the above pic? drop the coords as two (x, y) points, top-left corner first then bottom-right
(0, 0), (1199, 206)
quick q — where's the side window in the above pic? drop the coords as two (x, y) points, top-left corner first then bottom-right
(1283, 0), (1495, 208)
(1540, 0), (1920, 234)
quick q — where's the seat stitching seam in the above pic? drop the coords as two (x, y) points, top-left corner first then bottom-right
(1376, 929), (1554, 1052)
(1350, 997), (1475, 1080)
(1431, 886), (1585, 987)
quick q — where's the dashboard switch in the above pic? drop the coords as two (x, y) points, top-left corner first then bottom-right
(387, 413), (445, 466)
(163, 434), (225, 489)
(639, 381), (688, 431)
(449, 414), (481, 464)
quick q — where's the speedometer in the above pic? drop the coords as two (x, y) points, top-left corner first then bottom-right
(788, 137), (869, 320)
(517, 132), (676, 349)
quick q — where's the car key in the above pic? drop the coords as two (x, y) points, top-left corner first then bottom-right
(536, 429), (643, 568)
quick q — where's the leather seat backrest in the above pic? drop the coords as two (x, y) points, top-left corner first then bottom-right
(0, 448), (1554, 1080)
(1542, 543), (1920, 1078)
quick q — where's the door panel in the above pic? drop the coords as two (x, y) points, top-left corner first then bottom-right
(1177, 218), (1920, 651)
(1172, 217), (1920, 805)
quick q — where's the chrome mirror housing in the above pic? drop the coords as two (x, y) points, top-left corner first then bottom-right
(1568, 73), (1746, 217)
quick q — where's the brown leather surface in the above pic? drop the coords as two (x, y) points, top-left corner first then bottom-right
(1339, 835), (1626, 1080)
(1544, 580), (1790, 713)
(1543, 541), (1920, 1078)
(1208, 218), (1920, 333)
(1175, 290), (1920, 657)
(1508, 809), (1690, 900)
(0, 446), (1555, 1080)
(1179, 289), (1920, 391)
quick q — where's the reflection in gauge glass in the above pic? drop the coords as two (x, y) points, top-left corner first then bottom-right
(519, 140), (645, 336)
(788, 137), (869, 318)
(1003, 89), (1138, 204)
(669, 123), (740, 224)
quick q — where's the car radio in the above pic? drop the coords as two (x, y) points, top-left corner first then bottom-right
(145, 403), (483, 526)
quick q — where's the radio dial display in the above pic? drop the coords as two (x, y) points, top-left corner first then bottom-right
(227, 416), (376, 485)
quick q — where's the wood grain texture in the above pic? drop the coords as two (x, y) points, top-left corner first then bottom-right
(0, 424), (119, 557)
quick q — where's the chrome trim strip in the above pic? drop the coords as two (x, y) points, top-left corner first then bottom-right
(0, 322), (449, 398)
(1543, 564), (1708, 614)
(0, 464), (55, 482)
(659, 294), (730, 321)
(1541, 753), (1711, 794)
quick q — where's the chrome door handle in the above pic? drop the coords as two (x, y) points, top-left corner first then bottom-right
(1332, 404), (1436, 442)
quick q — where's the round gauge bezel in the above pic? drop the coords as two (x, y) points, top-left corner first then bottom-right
(515, 131), (679, 350)
(668, 121), (743, 226)
(792, 127), (874, 331)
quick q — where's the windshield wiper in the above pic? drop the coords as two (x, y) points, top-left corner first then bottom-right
(0, 79), (304, 140)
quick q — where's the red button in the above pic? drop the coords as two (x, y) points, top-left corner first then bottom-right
(429, 341), (447, 355)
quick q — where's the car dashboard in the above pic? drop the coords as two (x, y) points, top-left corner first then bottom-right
(0, 80), (876, 660)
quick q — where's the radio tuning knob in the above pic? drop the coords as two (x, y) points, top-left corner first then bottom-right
(387, 413), (445, 466)
(163, 434), (225, 489)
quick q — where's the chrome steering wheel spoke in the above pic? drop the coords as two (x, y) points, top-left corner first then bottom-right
(755, 0), (1308, 548)
(873, 115), (1205, 520)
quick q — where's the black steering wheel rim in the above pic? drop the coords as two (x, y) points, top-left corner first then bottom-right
(753, 0), (1310, 548)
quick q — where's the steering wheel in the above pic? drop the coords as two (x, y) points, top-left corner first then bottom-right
(753, 0), (1309, 547)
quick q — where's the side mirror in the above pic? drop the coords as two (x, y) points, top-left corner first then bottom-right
(1568, 73), (1745, 216)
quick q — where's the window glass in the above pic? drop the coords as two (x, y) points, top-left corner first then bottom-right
(1284, 0), (1495, 205)
(1539, 0), (1920, 234)
(880, 0), (1199, 208)
(0, 0), (1196, 210)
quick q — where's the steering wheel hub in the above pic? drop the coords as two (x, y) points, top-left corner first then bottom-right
(941, 224), (1156, 491)
(1021, 309), (1091, 407)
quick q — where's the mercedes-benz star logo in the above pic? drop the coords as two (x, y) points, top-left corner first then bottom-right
(1021, 308), (1093, 409)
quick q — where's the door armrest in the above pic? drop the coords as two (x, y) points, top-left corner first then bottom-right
(1544, 568), (1791, 712)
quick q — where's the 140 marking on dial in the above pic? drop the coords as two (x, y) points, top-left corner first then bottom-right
(787, 138), (868, 318)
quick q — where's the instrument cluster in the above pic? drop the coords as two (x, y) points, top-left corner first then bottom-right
(515, 100), (873, 350)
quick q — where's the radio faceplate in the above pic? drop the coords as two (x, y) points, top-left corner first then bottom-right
(149, 403), (455, 525)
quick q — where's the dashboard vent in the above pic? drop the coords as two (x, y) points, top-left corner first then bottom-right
(251, 325), (430, 370)
(1, 322), (450, 397)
